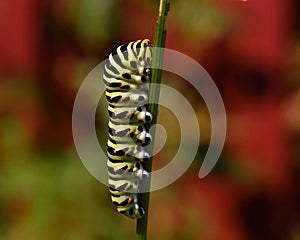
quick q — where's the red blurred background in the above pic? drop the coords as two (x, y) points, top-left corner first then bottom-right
(0, 0), (300, 239)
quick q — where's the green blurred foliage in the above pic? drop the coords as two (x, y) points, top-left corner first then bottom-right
(69, 0), (120, 50)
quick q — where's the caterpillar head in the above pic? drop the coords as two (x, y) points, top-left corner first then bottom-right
(135, 39), (152, 70)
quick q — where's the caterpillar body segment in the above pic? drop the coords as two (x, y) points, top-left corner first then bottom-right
(108, 121), (152, 146)
(105, 91), (149, 107)
(107, 106), (152, 124)
(107, 142), (150, 162)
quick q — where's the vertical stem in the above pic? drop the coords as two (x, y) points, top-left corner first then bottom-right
(136, 0), (170, 240)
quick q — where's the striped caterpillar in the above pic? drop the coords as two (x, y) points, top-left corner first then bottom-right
(103, 39), (152, 218)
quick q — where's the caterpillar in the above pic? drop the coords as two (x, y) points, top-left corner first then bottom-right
(103, 39), (153, 218)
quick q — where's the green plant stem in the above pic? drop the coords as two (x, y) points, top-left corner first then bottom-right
(136, 0), (170, 240)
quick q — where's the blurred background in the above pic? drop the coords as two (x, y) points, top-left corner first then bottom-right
(0, 0), (300, 239)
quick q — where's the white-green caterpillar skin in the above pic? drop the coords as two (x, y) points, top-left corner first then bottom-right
(103, 39), (152, 219)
